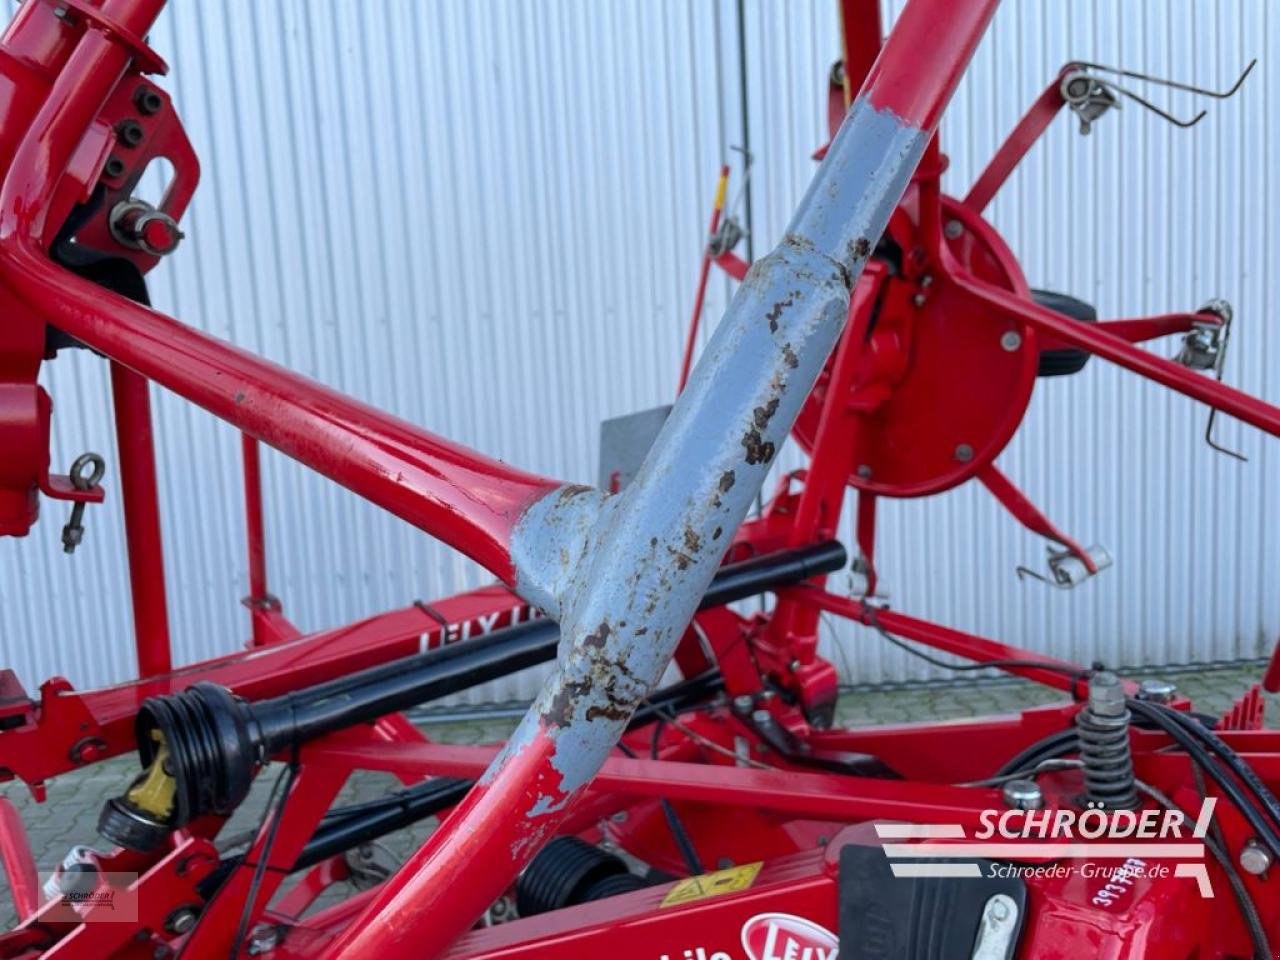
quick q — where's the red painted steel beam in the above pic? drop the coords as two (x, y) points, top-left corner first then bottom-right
(839, 0), (883, 98)
(0, 798), (37, 923)
(963, 72), (1068, 213)
(788, 584), (1088, 692)
(109, 362), (172, 675)
(303, 739), (1003, 828)
(860, 0), (997, 131)
(963, 276), (1280, 439)
(241, 433), (269, 612)
(0, 1), (560, 583)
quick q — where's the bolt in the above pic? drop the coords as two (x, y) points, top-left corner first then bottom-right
(103, 155), (126, 179)
(856, 464), (872, 479)
(943, 219), (964, 239)
(1087, 671), (1127, 718)
(1137, 679), (1177, 704)
(246, 924), (280, 955)
(164, 905), (199, 934)
(751, 709), (772, 727)
(912, 293), (927, 307)
(610, 810), (628, 823)
(1239, 838), (1273, 876)
(153, 947), (172, 960)
(988, 894), (1013, 922)
(732, 694), (754, 714)
(1001, 779), (1044, 811)
(116, 119), (145, 148)
(134, 85), (164, 116)
(1000, 331), (1022, 352)
(954, 443), (974, 462)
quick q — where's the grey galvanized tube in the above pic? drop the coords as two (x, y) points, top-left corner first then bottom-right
(503, 95), (931, 810)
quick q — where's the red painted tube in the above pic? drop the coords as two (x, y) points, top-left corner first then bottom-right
(0, 11), (560, 584)
(110, 361), (172, 676)
(241, 433), (268, 608)
(839, 0), (883, 98)
(860, 0), (999, 130)
(0, 797), (37, 922)
(792, 585), (1087, 693)
(677, 164), (730, 395)
(967, 277), (1280, 439)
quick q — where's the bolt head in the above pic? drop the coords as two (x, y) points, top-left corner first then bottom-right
(247, 924), (280, 955)
(732, 694), (754, 714)
(1087, 671), (1128, 716)
(1000, 331), (1022, 352)
(943, 219), (964, 239)
(1239, 839), (1272, 876)
(1002, 778), (1044, 810)
(1137, 679), (1177, 704)
(954, 443), (974, 462)
(164, 906), (198, 935)
(134, 85), (164, 116)
(988, 895), (1012, 922)
(855, 464), (872, 479)
(912, 293), (927, 307)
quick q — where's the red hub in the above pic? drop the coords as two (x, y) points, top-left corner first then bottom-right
(793, 189), (1038, 498)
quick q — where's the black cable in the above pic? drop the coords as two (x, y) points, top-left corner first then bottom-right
(1126, 699), (1280, 862)
(863, 607), (1091, 697)
(228, 759), (298, 960)
(993, 728), (1079, 779)
(1151, 702), (1280, 834)
(1146, 771), (1272, 960)
(651, 720), (705, 877)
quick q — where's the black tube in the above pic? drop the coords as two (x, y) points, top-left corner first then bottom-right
(296, 777), (471, 870)
(1127, 699), (1280, 862)
(108, 540), (845, 850)
(200, 538), (848, 758)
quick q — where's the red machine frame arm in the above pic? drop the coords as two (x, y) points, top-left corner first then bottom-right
(0, 0), (560, 584)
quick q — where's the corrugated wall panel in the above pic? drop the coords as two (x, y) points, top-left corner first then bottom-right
(0, 2), (1275, 698)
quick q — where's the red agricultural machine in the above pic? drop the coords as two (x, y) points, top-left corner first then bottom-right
(0, 0), (1278, 957)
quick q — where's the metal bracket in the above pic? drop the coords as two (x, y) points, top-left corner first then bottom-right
(1016, 544), (1113, 589)
(1060, 58), (1255, 133)
(1175, 299), (1246, 461)
(971, 893), (1020, 960)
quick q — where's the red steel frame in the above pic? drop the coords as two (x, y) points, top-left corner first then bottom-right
(0, 0), (1278, 958)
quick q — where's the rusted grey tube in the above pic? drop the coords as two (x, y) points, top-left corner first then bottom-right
(503, 96), (931, 810)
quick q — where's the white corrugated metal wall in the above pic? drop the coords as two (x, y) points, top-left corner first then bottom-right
(0, 2), (1275, 701)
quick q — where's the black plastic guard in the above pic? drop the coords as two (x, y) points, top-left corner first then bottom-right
(838, 844), (1026, 959)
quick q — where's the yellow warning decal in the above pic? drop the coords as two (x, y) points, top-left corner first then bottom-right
(660, 862), (763, 908)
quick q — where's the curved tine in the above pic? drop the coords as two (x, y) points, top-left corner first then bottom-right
(1074, 58), (1256, 100)
(1104, 79), (1208, 128)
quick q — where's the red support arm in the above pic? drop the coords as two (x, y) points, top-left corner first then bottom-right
(0, 23), (559, 582)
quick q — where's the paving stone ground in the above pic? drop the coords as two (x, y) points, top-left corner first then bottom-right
(0, 662), (1273, 928)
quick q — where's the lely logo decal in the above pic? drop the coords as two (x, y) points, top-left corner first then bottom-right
(741, 913), (838, 960)
(657, 912), (838, 960)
